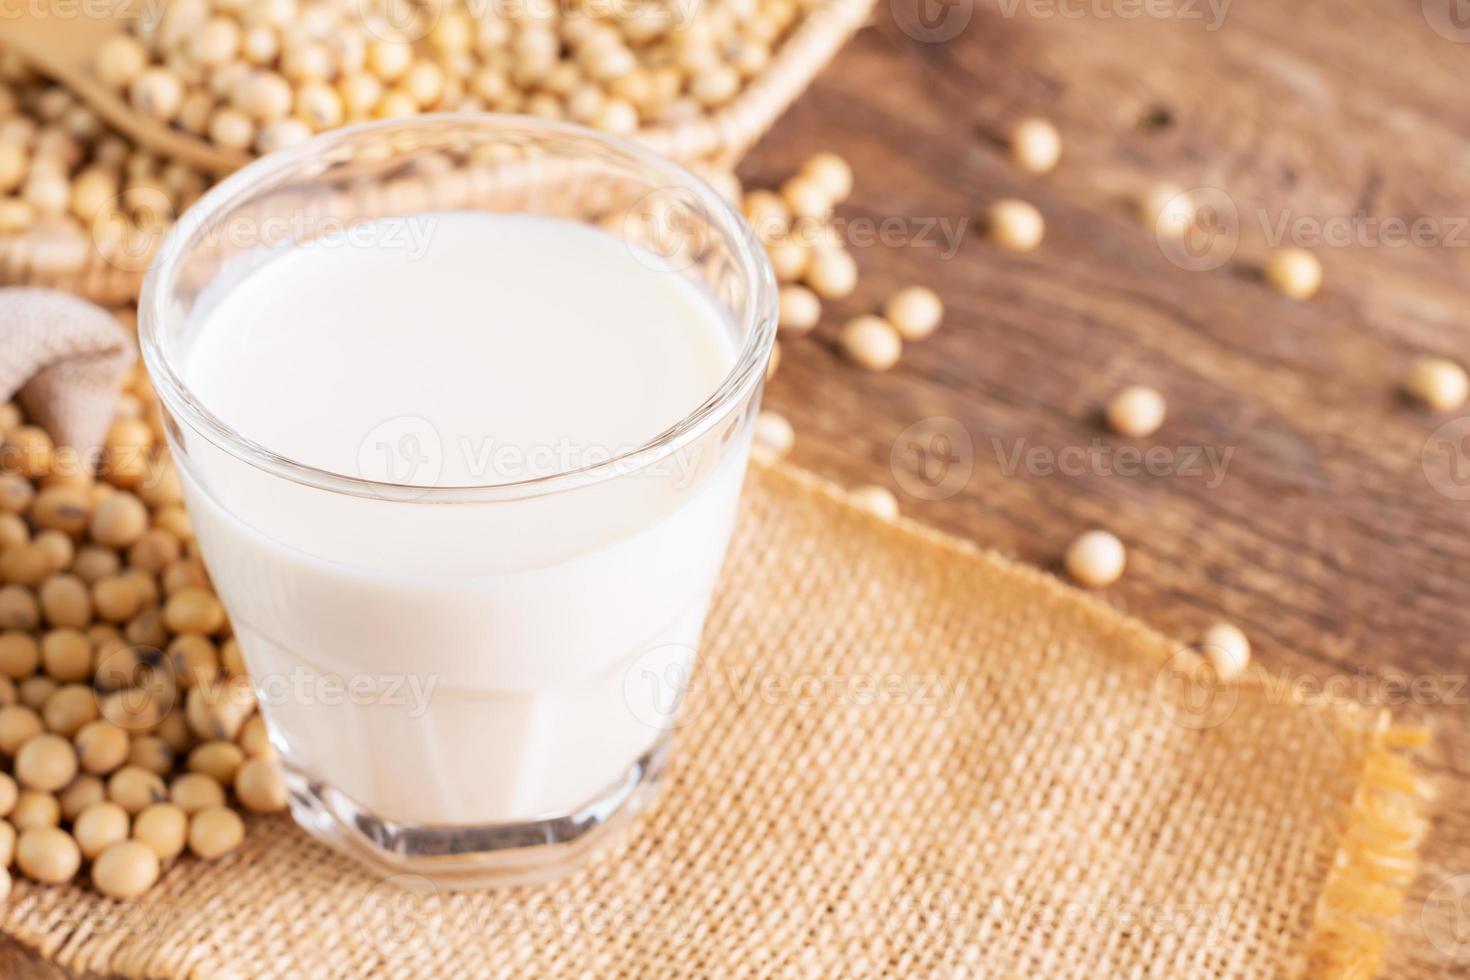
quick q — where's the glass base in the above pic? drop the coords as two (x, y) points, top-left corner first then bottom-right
(280, 735), (670, 889)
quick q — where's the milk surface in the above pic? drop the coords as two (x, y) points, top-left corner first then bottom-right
(175, 212), (751, 824)
(186, 212), (735, 488)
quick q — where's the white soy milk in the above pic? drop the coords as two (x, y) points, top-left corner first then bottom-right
(176, 212), (750, 825)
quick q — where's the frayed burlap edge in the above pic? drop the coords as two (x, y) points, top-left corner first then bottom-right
(770, 463), (1432, 980)
(1301, 718), (1430, 978)
(0, 459), (1433, 979)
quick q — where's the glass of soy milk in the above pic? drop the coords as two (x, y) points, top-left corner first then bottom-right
(139, 116), (776, 886)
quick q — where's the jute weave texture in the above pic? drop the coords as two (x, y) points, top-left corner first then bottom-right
(0, 463), (1424, 978)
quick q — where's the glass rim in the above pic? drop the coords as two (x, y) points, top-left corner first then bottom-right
(139, 113), (777, 504)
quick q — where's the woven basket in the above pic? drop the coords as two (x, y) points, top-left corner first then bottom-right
(0, 0), (874, 307)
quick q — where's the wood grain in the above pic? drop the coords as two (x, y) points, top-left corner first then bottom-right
(747, 1), (1470, 975)
(6, 1), (1468, 974)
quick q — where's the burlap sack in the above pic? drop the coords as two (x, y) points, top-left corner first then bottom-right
(0, 463), (1425, 979)
(0, 289), (134, 462)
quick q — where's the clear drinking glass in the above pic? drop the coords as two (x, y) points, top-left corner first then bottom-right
(139, 116), (776, 887)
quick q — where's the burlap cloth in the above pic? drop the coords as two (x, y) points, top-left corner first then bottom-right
(0, 458), (1426, 977)
(0, 289), (134, 461)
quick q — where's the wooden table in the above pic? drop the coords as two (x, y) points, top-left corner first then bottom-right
(745, 1), (1469, 975)
(4, 2), (1467, 975)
